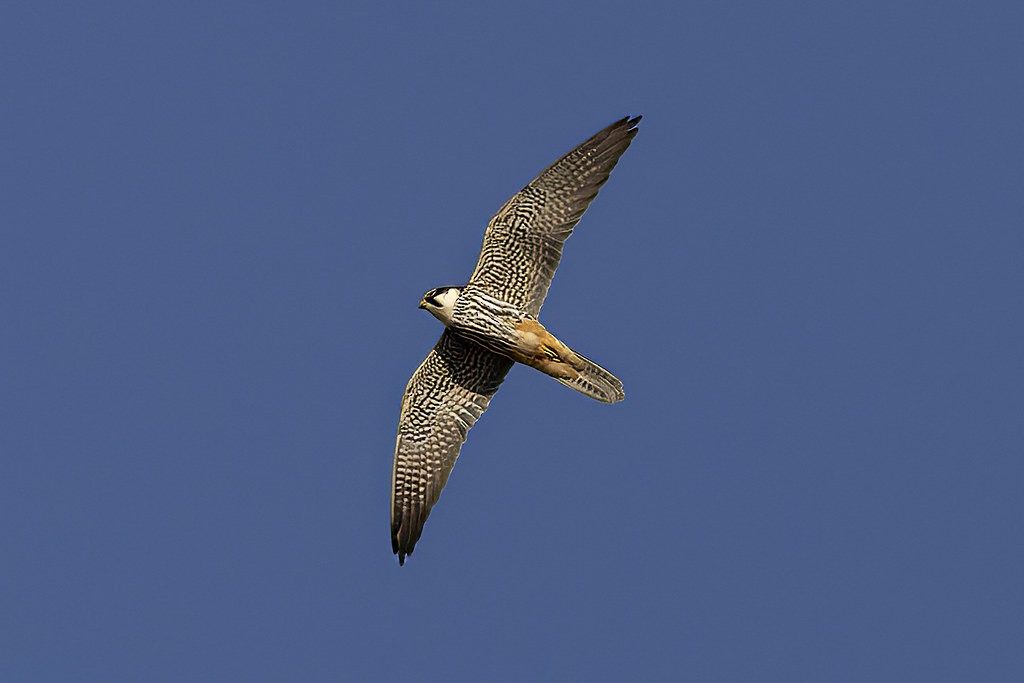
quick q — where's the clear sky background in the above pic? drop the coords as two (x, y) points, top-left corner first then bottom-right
(3, 1), (1022, 681)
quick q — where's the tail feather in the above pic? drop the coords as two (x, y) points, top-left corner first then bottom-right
(557, 351), (625, 403)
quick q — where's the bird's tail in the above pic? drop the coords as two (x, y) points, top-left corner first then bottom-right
(556, 350), (625, 403)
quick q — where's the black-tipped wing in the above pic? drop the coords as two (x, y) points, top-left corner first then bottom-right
(391, 330), (513, 565)
(468, 115), (641, 317)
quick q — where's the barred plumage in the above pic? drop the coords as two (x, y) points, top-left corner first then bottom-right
(391, 331), (512, 565)
(450, 287), (527, 355)
(392, 116), (640, 564)
(469, 115), (641, 317)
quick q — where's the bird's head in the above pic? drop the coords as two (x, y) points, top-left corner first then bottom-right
(419, 286), (463, 326)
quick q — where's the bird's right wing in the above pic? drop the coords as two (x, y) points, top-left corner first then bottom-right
(391, 330), (514, 565)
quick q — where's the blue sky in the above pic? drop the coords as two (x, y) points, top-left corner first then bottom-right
(3, 1), (1022, 680)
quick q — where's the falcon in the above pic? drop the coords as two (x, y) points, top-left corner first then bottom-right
(391, 116), (641, 564)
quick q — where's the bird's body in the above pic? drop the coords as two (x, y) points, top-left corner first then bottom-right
(392, 116), (641, 564)
(428, 284), (598, 387)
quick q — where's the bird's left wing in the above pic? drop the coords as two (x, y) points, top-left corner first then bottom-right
(391, 330), (513, 565)
(468, 115), (640, 317)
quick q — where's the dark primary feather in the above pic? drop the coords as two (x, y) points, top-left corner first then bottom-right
(468, 116), (641, 317)
(390, 331), (513, 565)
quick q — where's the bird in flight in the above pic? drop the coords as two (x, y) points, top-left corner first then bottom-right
(391, 116), (641, 564)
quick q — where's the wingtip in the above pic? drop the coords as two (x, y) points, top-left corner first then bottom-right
(394, 534), (408, 565)
(604, 115), (641, 142)
(393, 533), (411, 566)
(392, 525), (408, 565)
